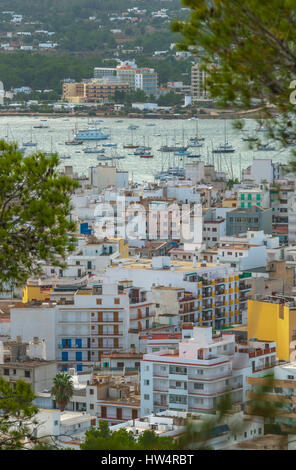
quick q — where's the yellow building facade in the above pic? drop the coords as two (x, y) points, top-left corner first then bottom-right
(22, 285), (51, 304)
(248, 299), (296, 361)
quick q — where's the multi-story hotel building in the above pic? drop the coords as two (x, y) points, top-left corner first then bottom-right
(10, 282), (154, 373)
(102, 257), (251, 328)
(140, 325), (251, 416)
(62, 79), (132, 104)
(191, 62), (210, 101)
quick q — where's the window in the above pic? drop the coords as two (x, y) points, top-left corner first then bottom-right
(169, 395), (187, 405)
(89, 389), (94, 395)
(114, 298), (120, 305)
(144, 380), (149, 386)
(194, 383), (204, 390)
(4, 369), (9, 376)
(288, 375), (294, 380)
(169, 365), (187, 375)
(144, 394), (150, 400)
(54, 420), (59, 426)
(24, 370), (31, 378)
(96, 299), (102, 305)
(90, 404), (94, 410)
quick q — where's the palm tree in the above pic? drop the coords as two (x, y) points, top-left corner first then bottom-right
(51, 372), (74, 412)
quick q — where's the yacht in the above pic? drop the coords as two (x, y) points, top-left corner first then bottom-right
(65, 140), (83, 145)
(257, 143), (276, 151)
(158, 145), (188, 153)
(212, 142), (235, 154)
(212, 120), (235, 154)
(186, 154), (201, 159)
(83, 147), (105, 154)
(23, 141), (36, 147)
(74, 128), (110, 141)
(134, 146), (152, 155)
(33, 124), (49, 129)
(242, 135), (259, 142)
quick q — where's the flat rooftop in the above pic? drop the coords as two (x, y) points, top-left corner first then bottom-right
(110, 258), (218, 272)
(225, 434), (287, 450)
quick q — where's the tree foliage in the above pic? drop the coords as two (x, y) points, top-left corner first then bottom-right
(0, 140), (79, 288)
(172, 0), (296, 149)
(51, 372), (74, 412)
(0, 378), (39, 450)
(81, 420), (176, 450)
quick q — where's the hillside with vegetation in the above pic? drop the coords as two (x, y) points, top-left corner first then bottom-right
(0, 0), (192, 93)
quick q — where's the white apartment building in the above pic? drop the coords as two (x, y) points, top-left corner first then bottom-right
(11, 282), (153, 373)
(203, 219), (226, 248)
(217, 242), (267, 271)
(237, 187), (270, 210)
(140, 326), (251, 416)
(110, 409), (264, 450)
(101, 257), (250, 328)
(191, 63), (210, 101)
(288, 191), (296, 244)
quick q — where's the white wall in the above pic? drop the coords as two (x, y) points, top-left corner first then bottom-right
(11, 307), (57, 360)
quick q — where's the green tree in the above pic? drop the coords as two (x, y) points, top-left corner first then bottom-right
(227, 178), (240, 189)
(51, 372), (74, 412)
(137, 430), (175, 450)
(172, 1), (296, 150)
(158, 91), (183, 106)
(0, 378), (39, 450)
(81, 421), (175, 450)
(0, 140), (79, 288)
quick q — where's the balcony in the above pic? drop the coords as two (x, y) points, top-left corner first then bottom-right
(249, 347), (276, 358)
(154, 402), (168, 407)
(202, 290), (212, 299)
(91, 318), (123, 323)
(188, 386), (242, 398)
(188, 373), (232, 382)
(169, 386), (188, 395)
(215, 288), (225, 296)
(239, 283), (252, 291)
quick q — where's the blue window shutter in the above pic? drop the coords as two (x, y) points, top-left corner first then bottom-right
(76, 339), (82, 348)
(76, 351), (82, 361)
(62, 339), (65, 348)
(68, 339), (72, 348)
(62, 352), (68, 361)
